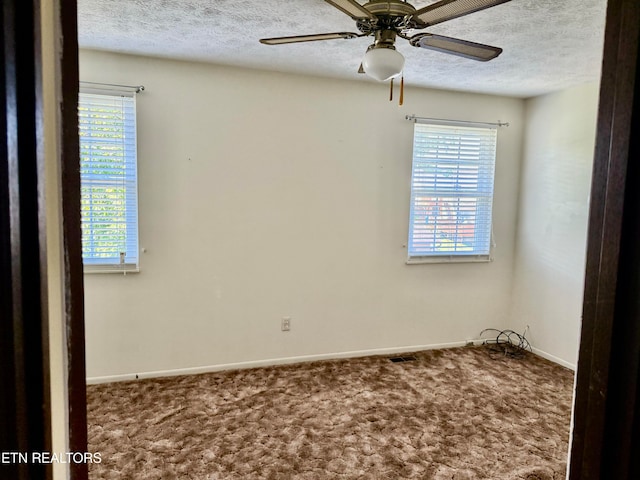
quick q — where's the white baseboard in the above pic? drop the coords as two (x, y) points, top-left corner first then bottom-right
(531, 347), (576, 371)
(86, 341), (579, 384)
(86, 341), (467, 384)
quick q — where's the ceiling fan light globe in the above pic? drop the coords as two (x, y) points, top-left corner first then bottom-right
(362, 47), (405, 82)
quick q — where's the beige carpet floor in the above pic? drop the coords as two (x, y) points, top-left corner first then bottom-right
(87, 346), (574, 479)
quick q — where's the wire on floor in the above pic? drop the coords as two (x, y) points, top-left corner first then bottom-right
(479, 326), (532, 358)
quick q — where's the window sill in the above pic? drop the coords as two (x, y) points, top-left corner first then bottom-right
(83, 265), (139, 274)
(406, 255), (492, 264)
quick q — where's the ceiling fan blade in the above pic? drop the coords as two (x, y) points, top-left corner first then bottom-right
(409, 33), (502, 61)
(411, 0), (511, 28)
(260, 32), (359, 45)
(324, 0), (377, 20)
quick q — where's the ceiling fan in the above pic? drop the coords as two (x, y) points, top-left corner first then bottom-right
(260, 0), (511, 82)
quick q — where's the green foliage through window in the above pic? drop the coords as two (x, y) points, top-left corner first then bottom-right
(78, 92), (139, 271)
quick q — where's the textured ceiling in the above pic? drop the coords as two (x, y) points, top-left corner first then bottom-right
(77, 0), (607, 98)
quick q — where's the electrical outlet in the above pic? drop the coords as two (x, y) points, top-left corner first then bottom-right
(281, 317), (291, 331)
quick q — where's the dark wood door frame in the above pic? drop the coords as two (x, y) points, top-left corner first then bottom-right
(569, 0), (640, 478)
(1, 0), (52, 478)
(59, 1), (89, 476)
(1, 0), (86, 479)
(1, 0), (639, 479)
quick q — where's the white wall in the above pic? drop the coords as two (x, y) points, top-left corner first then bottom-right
(80, 50), (524, 380)
(509, 83), (599, 368)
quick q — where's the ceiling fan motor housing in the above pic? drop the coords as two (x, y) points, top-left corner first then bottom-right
(363, 0), (417, 17)
(356, 0), (417, 34)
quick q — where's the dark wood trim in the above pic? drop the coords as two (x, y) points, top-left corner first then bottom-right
(0, 1), (17, 477)
(1, 0), (51, 478)
(569, 0), (640, 478)
(2, 0), (86, 478)
(59, 0), (89, 478)
(60, 0), (85, 447)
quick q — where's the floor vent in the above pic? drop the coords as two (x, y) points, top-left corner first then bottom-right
(389, 356), (417, 363)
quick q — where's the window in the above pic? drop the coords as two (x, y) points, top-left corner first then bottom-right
(78, 90), (139, 272)
(407, 120), (497, 263)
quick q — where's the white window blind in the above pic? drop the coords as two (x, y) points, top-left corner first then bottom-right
(78, 91), (139, 272)
(407, 120), (497, 263)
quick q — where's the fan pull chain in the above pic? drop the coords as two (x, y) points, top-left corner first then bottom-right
(389, 78), (394, 102)
(399, 74), (404, 106)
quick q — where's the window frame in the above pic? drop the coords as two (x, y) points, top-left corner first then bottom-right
(406, 119), (498, 264)
(78, 87), (140, 273)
